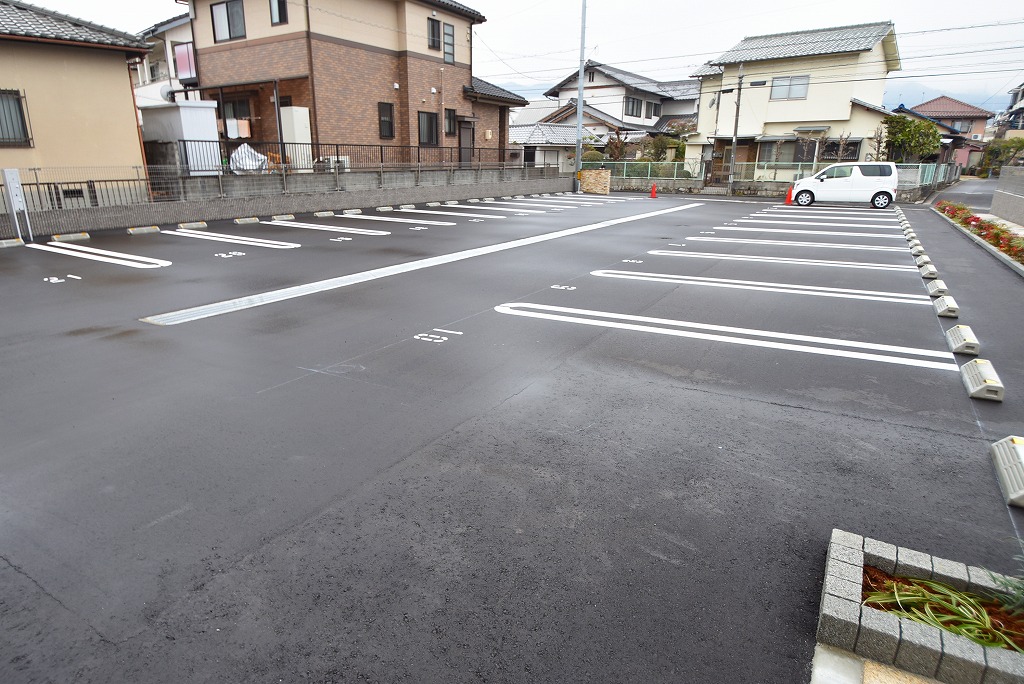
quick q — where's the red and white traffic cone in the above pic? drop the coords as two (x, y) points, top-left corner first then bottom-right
(784, 185), (794, 205)
(650, 183), (657, 199)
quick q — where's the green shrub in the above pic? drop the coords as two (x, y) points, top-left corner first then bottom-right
(581, 150), (604, 162)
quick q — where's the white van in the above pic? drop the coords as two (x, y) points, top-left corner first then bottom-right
(791, 162), (898, 209)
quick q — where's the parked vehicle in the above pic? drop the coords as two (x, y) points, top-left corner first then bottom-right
(791, 162), (898, 208)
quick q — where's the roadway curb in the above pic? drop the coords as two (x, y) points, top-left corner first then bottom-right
(0, 237), (25, 248)
(931, 209), (1024, 279)
(51, 232), (90, 242)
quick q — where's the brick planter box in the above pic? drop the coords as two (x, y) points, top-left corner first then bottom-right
(817, 529), (1024, 683)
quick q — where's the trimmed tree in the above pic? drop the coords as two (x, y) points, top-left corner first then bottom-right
(882, 114), (941, 162)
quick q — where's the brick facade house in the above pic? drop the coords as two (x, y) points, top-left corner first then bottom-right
(183, 0), (526, 160)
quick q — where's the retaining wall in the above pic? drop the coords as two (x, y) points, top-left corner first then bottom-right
(991, 167), (1024, 226)
(1, 170), (572, 238)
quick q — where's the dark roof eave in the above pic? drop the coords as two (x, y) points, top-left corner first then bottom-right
(0, 32), (149, 55)
(417, 0), (486, 24)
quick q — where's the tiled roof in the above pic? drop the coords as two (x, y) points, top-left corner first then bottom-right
(851, 98), (890, 116)
(464, 77), (529, 106)
(910, 96), (994, 120)
(0, 0), (149, 50)
(711, 22), (894, 64)
(139, 13), (190, 39)
(891, 105), (961, 134)
(509, 123), (587, 146)
(421, 0), (485, 23)
(691, 62), (723, 78)
(544, 60), (699, 100)
(653, 112), (697, 133)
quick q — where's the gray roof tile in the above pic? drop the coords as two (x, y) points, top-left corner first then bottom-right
(465, 77), (529, 106)
(711, 22), (894, 65)
(509, 123), (584, 146)
(545, 60), (699, 100)
(0, 0), (149, 50)
(421, 0), (485, 22)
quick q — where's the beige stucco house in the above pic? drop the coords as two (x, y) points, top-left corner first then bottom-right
(686, 22), (900, 184)
(0, 0), (150, 175)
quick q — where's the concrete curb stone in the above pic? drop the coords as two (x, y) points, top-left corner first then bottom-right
(896, 617), (942, 678)
(856, 606), (901, 664)
(939, 632), (986, 684)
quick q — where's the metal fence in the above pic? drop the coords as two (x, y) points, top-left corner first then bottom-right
(178, 139), (520, 173)
(580, 160), (704, 180)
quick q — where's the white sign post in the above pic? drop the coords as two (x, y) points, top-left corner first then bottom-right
(2, 168), (33, 242)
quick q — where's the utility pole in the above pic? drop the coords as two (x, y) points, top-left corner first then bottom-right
(727, 64), (743, 196)
(574, 0), (587, 193)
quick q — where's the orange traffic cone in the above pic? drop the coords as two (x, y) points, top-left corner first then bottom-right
(650, 183), (658, 199)
(784, 186), (793, 205)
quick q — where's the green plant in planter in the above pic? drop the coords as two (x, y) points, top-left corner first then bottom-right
(864, 576), (1024, 652)
(992, 554), (1024, 615)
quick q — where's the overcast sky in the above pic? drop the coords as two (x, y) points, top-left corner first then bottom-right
(27, 0), (1024, 112)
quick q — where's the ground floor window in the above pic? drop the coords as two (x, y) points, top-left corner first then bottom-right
(379, 102), (394, 139)
(418, 111), (438, 146)
(0, 89), (31, 147)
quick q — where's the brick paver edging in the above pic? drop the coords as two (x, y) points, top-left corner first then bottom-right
(931, 209), (1024, 280)
(817, 529), (1024, 682)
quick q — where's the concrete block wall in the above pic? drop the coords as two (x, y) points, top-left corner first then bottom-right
(991, 167), (1024, 226)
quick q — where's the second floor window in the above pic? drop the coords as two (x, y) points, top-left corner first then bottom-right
(212, 0), (245, 42)
(443, 23), (455, 64)
(624, 97), (642, 118)
(270, 0), (287, 25)
(770, 75), (809, 100)
(172, 42), (196, 80)
(428, 18), (441, 50)
(950, 119), (972, 133)
(379, 102), (394, 139)
(445, 108), (457, 135)
(419, 111), (438, 146)
(645, 102), (661, 119)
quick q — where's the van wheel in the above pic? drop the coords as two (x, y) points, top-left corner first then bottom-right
(871, 192), (892, 209)
(794, 190), (814, 206)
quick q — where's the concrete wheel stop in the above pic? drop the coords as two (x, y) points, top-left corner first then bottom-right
(817, 529), (1024, 683)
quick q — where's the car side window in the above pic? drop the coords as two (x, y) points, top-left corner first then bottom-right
(824, 166), (853, 179)
(859, 164), (892, 177)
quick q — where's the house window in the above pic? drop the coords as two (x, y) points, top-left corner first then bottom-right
(0, 89), (31, 147)
(445, 108), (457, 136)
(428, 18), (441, 50)
(418, 111), (438, 146)
(172, 42), (196, 80)
(443, 23), (455, 64)
(770, 75), (809, 100)
(221, 98), (251, 120)
(149, 61), (162, 81)
(950, 119), (972, 133)
(379, 102), (394, 139)
(820, 139), (861, 161)
(645, 102), (661, 119)
(212, 0), (245, 42)
(270, 0), (287, 25)
(624, 96), (642, 117)
(587, 71), (595, 83)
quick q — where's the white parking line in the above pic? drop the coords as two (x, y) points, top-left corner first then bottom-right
(332, 214), (456, 226)
(523, 197), (623, 204)
(590, 270), (930, 304)
(140, 203), (702, 325)
(444, 204), (546, 214)
(494, 303), (957, 371)
(769, 205), (892, 213)
(760, 209), (899, 221)
(712, 226), (903, 238)
(262, 220), (391, 236)
(737, 219), (903, 229)
(480, 201), (579, 209)
(647, 250), (917, 271)
(26, 242), (172, 268)
(164, 228), (301, 249)
(685, 236), (906, 252)
(396, 209), (506, 219)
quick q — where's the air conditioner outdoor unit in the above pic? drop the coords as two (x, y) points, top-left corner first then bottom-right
(319, 155), (351, 172)
(971, 134), (981, 140)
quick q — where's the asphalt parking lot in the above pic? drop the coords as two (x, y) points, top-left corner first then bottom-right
(2, 191), (1023, 682)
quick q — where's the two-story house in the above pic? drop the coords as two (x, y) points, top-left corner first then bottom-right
(0, 0), (149, 176)
(181, 0), (526, 163)
(907, 96), (993, 167)
(685, 22), (900, 183)
(526, 61), (699, 143)
(995, 82), (1024, 139)
(133, 13), (199, 108)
